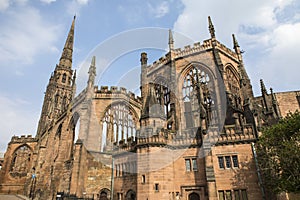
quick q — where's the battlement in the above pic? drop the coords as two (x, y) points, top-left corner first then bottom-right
(215, 40), (238, 60)
(94, 86), (141, 103)
(10, 135), (37, 143)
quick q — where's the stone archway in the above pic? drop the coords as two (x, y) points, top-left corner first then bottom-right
(125, 189), (136, 200)
(99, 188), (110, 200)
(189, 192), (200, 200)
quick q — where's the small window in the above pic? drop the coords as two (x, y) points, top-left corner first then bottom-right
(62, 73), (67, 83)
(154, 183), (159, 192)
(218, 156), (225, 169)
(185, 159), (191, 171)
(225, 156), (231, 168)
(218, 191), (225, 200)
(232, 155), (239, 168)
(225, 190), (232, 200)
(192, 158), (198, 171)
(241, 189), (248, 200)
(142, 175), (146, 184)
(234, 190), (240, 200)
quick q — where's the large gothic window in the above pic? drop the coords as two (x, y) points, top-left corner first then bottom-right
(226, 67), (242, 109)
(226, 68), (240, 96)
(182, 66), (215, 129)
(10, 145), (32, 177)
(154, 79), (170, 117)
(101, 103), (136, 151)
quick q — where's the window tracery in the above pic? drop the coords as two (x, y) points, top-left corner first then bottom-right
(154, 79), (170, 117)
(102, 103), (136, 150)
(10, 145), (32, 177)
(181, 66), (216, 128)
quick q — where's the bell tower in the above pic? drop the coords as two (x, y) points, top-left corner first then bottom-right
(36, 16), (76, 137)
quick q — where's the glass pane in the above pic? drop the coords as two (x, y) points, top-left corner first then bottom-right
(218, 191), (224, 200)
(218, 157), (224, 169)
(225, 156), (231, 168)
(225, 190), (232, 200)
(185, 159), (191, 171)
(232, 155), (239, 168)
(234, 190), (240, 200)
(192, 158), (197, 171)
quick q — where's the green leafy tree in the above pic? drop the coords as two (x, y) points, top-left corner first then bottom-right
(256, 111), (300, 194)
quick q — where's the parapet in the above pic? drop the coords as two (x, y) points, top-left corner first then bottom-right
(10, 135), (37, 144)
(94, 86), (141, 103)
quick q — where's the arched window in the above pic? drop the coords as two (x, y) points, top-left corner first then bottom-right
(62, 73), (67, 83)
(189, 192), (200, 200)
(226, 67), (242, 109)
(226, 67), (240, 95)
(182, 66), (215, 129)
(154, 78), (170, 117)
(125, 189), (136, 200)
(101, 103), (136, 151)
(10, 145), (32, 177)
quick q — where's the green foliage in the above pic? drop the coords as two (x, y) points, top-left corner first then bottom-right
(256, 111), (300, 194)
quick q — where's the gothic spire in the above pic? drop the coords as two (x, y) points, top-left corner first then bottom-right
(232, 34), (240, 49)
(208, 16), (215, 38)
(58, 16), (76, 69)
(88, 56), (96, 88)
(168, 29), (174, 51)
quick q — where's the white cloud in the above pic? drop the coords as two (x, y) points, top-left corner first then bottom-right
(40, 0), (56, 4)
(0, 0), (9, 11)
(173, 0), (300, 94)
(0, 95), (39, 152)
(0, 6), (61, 67)
(77, 0), (88, 5)
(148, 1), (170, 18)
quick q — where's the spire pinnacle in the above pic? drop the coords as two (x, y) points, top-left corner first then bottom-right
(232, 34), (240, 48)
(260, 79), (267, 94)
(59, 17), (76, 68)
(88, 56), (96, 86)
(208, 16), (215, 38)
(168, 29), (174, 50)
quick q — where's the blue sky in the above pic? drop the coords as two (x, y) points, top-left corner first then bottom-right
(0, 0), (300, 152)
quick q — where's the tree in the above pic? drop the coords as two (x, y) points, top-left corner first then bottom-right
(256, 111), (300, 194)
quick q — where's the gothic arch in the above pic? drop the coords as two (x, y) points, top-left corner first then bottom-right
(152, 76), (171, 117)
(125, 189), (136, 200)
(101, 101), (139, 151)
(68, 112), (81, 143)
(178, 63), (217, 129)
(188, 192), (200, 200)
(9, 144), (33, 177)
(99, 188), (110, 200)
(225, 64), (241, 95)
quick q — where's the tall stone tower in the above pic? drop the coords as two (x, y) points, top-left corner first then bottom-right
(36, 16), (76, 137)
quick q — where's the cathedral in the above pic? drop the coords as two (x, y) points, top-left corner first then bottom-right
(0, 16), (299, 200)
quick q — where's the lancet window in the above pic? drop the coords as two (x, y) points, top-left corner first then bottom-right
(154, 79), (170, 117)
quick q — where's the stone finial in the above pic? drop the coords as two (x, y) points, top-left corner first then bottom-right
(232, 34), (240, 48)
(168, 29), (174, 50)
(260, 79), (267, 95)
(208, 16), (215, 38)
(140, 52), (148, 65)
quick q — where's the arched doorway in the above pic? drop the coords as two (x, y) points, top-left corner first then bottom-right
(125, 189), (136, 200)
(189, 192), (200, 200)
(99, 188), (110, 200)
